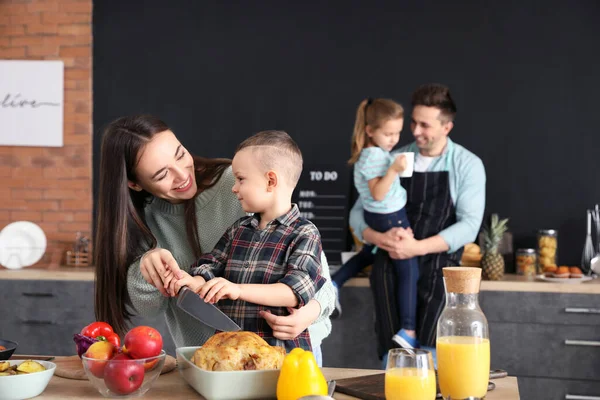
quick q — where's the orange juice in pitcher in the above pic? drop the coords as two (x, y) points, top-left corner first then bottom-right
(436, 267), (490, 400)
(437, 336), (490, 398)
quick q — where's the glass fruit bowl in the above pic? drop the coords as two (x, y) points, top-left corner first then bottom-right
(81, 350), (166, 398)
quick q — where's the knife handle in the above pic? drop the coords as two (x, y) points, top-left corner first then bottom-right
(490, 369), (508, 379)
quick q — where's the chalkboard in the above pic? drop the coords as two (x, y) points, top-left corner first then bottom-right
(292, 165), (351, 265)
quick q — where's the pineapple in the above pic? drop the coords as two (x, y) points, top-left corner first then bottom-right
(481, 214), (509, 280)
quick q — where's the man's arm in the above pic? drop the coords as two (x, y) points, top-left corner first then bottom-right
(349, 197), (369, 242)
(349, 197), (395, 249)
(388, 156), (486, 258)
(438, 156), (486, 252)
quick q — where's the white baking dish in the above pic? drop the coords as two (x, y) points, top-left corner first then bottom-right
(176, 346), (280, 400)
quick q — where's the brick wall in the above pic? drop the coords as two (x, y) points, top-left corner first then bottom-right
(0, 0), (93, 268)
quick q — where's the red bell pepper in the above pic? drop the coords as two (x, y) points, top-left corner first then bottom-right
(80, 322), (121, 348)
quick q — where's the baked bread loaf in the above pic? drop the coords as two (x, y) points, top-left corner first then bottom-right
(463, 243), (481, 255)
(191, 331), (285, 371)
(461, 243), (482, 267)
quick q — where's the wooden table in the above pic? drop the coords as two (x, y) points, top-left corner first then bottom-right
(37, 367), (519, 399)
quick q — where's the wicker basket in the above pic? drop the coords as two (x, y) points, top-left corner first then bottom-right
(65, 251), (89, 267)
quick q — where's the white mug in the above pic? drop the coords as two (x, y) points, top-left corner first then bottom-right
(395, 152), (414, 178)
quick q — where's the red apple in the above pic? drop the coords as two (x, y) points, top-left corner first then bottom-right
(123, 326), (163, 359)
(111, 353), (133, 361)
(84, 340), (116, 378)
(103, 357), (145, 395)
(121, 345), (157, 371)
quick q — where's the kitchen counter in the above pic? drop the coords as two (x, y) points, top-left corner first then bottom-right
(38, 367), (519, 399)
(0, 266), (95, 281)
(344, 273), (600, 294)
(2, 267), (597, 294)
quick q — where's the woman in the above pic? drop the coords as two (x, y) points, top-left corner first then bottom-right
(94, 115), (335, 363)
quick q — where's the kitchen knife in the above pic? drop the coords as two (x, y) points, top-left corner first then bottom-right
(10, 355), (55, 361)
(176, 286), (241, 332)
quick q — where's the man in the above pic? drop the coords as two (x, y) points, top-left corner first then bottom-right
(348, 83), (486, 362)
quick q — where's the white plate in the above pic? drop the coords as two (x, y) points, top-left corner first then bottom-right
(176, 346), (279, 400)
(0, 221), (47, 269)
(536, 274), (594, 284)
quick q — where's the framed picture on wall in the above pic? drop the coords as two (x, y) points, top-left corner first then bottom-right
(0, 60), (64, 147)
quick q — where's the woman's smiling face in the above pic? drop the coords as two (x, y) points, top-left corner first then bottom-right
(128, 130), (197, 203)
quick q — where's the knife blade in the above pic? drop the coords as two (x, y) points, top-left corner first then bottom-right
(176, 286), (241, 332)
(10, 355), (55, 361)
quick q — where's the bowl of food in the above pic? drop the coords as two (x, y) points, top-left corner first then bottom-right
(81, 350), (166, 398)
(176, 331), (283, 400)
(0, 340), (18, 360)
(0, 359), (56, 400)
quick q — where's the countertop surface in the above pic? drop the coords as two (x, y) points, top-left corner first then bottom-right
(342, 272), (600, 294)
(36, 366), (519, 399)
(1, 267), (598, 294)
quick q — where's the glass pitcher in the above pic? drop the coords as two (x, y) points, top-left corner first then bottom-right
(436, 267), (490, 400)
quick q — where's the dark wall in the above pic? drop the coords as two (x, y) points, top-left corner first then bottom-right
(93, 0), (600, 266)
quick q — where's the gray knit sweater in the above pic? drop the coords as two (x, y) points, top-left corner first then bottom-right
(127, 167), (334, 348)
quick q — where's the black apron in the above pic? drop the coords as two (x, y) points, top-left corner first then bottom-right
(369, 170), (463, 356)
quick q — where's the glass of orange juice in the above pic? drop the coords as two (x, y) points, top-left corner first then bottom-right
(385, 348), (436, 400)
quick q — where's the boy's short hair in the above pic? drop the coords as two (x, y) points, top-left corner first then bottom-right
(236, 130), (303, 187)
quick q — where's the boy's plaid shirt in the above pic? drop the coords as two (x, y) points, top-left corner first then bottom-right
(190, 204), (325, 351)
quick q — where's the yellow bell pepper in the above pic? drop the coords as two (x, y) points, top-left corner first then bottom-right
(277, 348), (328, 400)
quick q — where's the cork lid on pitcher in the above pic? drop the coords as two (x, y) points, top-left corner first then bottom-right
(442, 267), (482, 294)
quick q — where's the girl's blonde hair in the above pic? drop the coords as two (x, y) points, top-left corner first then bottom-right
(349, 98), (404, 164)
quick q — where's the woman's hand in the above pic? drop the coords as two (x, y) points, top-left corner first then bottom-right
(139, 248), (179, 296)
(259, 299), (320, 340)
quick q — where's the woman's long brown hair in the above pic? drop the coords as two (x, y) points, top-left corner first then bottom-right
(94, 115), (230, 336)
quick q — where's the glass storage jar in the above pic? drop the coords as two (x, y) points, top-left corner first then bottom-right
(436, 267), (490, 400)
(537, 229), (558, 272)
(516, 248), (537, 276)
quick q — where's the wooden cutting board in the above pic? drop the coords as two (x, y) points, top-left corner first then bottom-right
(335, 371), (501, 400)
(54, 354), (177, 380)
(335, 373), (385, 400)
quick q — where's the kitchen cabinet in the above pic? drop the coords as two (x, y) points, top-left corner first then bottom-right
(327, 276), (600, 400)
(0, 278), (176, 356)
(481, 291), (600, 400)
(325, 285), (382, 369)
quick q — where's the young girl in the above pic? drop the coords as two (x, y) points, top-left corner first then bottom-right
(332, 98), (420, 349)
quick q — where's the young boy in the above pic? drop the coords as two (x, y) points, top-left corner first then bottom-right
(164, 130), (326, 352)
